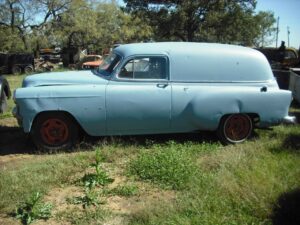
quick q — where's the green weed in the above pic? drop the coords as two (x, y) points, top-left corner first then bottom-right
(67, 188), (102, 209)
(81, 149), (114, 189)
(69, 149), (113, 209)
(15, 192), (52, 225)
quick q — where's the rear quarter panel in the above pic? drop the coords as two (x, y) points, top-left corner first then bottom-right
(171, 83), (291, 131)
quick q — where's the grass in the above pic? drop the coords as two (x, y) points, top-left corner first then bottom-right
(56, 208), (107, 225)
(0, 152), (93, 213)
(128, 133), (300, 225)
(0, 74), (26, 120)
(105, 184), (139, 197)
(0, 74), (300, 224)
(0, 129), (299, 224)
(129, 142), (197, 190)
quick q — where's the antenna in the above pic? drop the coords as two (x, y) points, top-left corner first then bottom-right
(276, 17), (279, 48)
(287, 26), (290, 47)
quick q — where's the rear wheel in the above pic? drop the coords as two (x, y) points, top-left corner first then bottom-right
(24, 65), (34, 74)
(217, 114), (253, 144)
(31, 112), (78, 151)
(12, 65), (22, 74)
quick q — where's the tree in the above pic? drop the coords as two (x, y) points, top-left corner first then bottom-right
(51, 0), (99, 49)
(51, 0), (152, 53)
(0, 0), (71, 52)
(94, 2), (152, 50)
(253, 11), (276, 47)
(123, 0), (276, 46)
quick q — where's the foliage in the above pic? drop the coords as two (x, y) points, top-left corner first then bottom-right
(124, 0), (276, 46)
(15, 192), (52, 225)
(0, 0), (153, 53)
(81, 149), (114, 189)
(69, 149), (112, 209)
(0, 0), (276, 53)
(129, 143), (197, 190)
(0, 0), (71, 52)
(254, 11), (277, 47)
(82, 171), (114, 189)
(67, 188), (101, 209)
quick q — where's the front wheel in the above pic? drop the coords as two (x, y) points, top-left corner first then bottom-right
(31, 112), (79, 151)
(217, 114), (253, 145)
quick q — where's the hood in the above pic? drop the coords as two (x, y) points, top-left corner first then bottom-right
(22, 70), (109, 87)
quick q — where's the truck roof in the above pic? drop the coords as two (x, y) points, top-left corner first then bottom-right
(115, 42), (253, 57)
(114, 42), (274, 82)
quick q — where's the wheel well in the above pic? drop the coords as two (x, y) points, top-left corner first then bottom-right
(32, 111), (85, 134)
(220, 113), (260, 126)
(247, 113), (260, 127)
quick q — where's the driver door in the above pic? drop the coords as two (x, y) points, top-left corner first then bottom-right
(106, 56), (171, 134)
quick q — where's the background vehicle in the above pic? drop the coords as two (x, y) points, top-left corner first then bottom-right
(77, 55), (102, 69)
(256, 47), (299, 69)
(256, 47), (300, 90)
(0, 53), (35, 74)
(289, 68), (300, 104)
(0, 76), (11, 113)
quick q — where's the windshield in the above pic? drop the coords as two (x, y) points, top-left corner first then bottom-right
(97, 53), (121, 76)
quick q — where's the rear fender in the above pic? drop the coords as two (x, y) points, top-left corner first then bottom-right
(189, 88), (292, 130)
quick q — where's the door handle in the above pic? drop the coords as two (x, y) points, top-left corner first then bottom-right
(260, 86), (267, 92)
(157, 83), (168, 88)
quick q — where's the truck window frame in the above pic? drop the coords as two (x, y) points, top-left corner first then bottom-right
(115, 55), (169, 82)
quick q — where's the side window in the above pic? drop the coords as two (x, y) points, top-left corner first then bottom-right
(119, 56), (167, 80)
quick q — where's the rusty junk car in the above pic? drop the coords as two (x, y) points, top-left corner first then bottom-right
(0, 76), (11, 113)
(13, 42), (295, 150)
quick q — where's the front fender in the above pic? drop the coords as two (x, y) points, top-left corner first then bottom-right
(15, 84), (106, 135)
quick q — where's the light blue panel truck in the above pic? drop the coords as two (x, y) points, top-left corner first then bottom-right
(13, 42), (294, 150)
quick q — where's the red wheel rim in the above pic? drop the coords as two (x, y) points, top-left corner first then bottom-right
(224, 114), (252, 142)
(40, 118), (69, 145)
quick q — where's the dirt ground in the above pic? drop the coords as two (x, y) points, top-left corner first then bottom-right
(0, 116), (36, 169)
(0, 117), (182, 224)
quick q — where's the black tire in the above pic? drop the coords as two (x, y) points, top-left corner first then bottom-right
(12, 65), (22, 74)
(0, 90), (8, 113)
(217, 114), (253, 144)
(31, 112), (79, 151)
(24, 65), (34, 74)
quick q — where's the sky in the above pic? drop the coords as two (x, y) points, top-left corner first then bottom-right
(256, 0), (300, 49)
